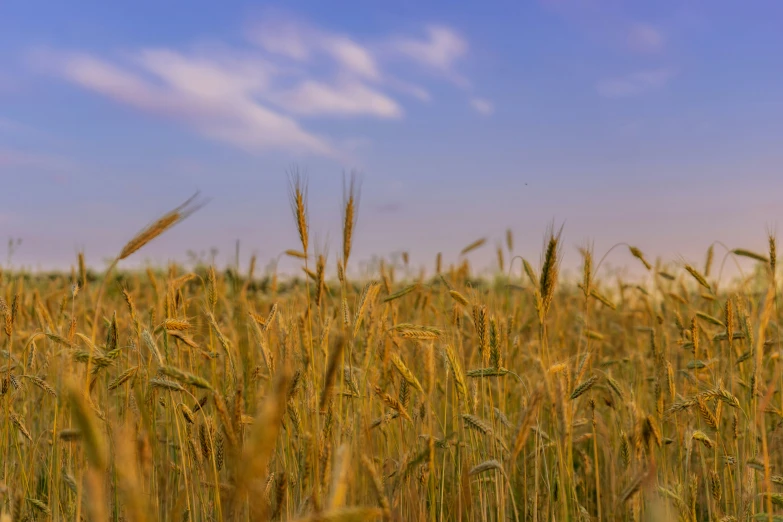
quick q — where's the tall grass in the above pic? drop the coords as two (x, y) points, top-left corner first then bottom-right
(0, 182), (781, 522)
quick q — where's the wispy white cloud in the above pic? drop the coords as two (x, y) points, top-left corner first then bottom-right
(387, 79), (430, 102)
(323, 37), (381, 81)
(596, 68), (675, 98)
(387, 25), (469, 87)
(32, 14), (483, 158)
(247, 14), (382, 81)
(34, 50), (336, 156)
(249, 15), (312, 61)
(271, 80), (402, 118)
(627, 24), (665, 54)
(471, 98), (494, 116)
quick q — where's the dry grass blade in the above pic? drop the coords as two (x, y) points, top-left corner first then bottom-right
(118, 193), (204, 261)
(328, 443), (352, 509)
(466, 367), (512, 378)
(212, 391), (238, 447)
(65, 380), (108, 469)
(264, 303), (278, 332)
(570, 375), (599, 400)
(732, 249), (769, 263)
(629, 246), (652, 270)
(361, 455), (390, 516)
(157, 318), (191, 332)
(390, 352), (424, 394)
(168, 330), (198, 349)
(460, 237), (487, 256)
(715, 386), (741, 409)
(91, 193), (204, 340)
(354, 281), (381, 338)
(10, 410), (32, 442)
(462, 414), (492, 435)
(697, 400), (718, 430)
(288, 167), (309, 254)
(114, 420), (150, 522)
(285, 249), (308, 259)
(684, 264), (711, 291)
(142, 329), (164, 365)
(59, 428), (82, 441)
(248, 315), (274, 375)
(205, 310), (236, 373)
(85, 467), (109, 521)
(522, 258), (538, 287)
(45, 332), (75, 349)
(383, 283), (418, 303)
(159, 365), (213, 391)
(619, 470), (645, 504)
(604, 374), (625, 402)
(149, 378), (186, 392)
(321, 335), (347, 409)
(289, 507), (383, 522)
(449, 290), (470, 306)
(512, 387), (542, 460)
(373, 385), (412, 422)
(590, 288), (616, 310)
(469, 460), (506, 478)
(170, 272), (196, 289)
(691, 430), (714, 449)
(389, 323), (442, 340)
(20, 375), (57, 397)
(26, 498), (51, 516)
(342, 171), (361, 268)
(236, 365), (291, 495)
(179, 403), (196, 424)
(444, 344), (468, 400)
(539, 224), (564, 318)
(696, 311), (726, 328)
(585, 330), (604, 341)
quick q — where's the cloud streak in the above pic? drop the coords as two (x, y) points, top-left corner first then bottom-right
(387, 25), (470, 87)
(471, 98), (494, 115)
(32, 13), (490, 158)
(36, 50), (338, 157)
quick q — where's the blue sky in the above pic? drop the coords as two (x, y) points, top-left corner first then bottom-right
(1, 0), (783, 278)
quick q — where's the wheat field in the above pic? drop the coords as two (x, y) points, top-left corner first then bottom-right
(1, 180), (782, 522)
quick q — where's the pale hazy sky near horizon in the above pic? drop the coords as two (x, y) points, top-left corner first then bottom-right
(1, 0), (782, 279)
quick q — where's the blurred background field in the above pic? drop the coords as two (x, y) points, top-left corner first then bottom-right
(2, 184), (783, 522)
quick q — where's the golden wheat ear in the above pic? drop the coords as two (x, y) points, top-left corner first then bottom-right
(342, 170), (362, 270)
(118, 191), (206, 261)
(91, 191), (206, 341)
(287, 166), (310, 255)
(539, 222), (564, 321)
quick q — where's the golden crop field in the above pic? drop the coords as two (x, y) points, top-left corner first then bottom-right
(1, 180), (781, 522)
